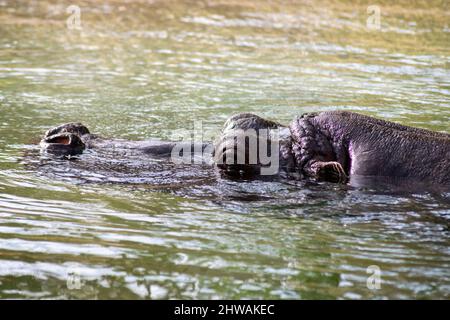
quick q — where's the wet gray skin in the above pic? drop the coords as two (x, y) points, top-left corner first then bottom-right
(39, 111), (450, 186)
(40, 122), (211, 159)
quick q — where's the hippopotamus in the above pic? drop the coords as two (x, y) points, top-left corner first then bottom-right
(39, 111), (450, 185)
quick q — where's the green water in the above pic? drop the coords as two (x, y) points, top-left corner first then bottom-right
(0, 0), (449, 299)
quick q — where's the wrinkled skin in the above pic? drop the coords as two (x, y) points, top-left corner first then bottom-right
(215, 111), (450, 184)
(40, 111), (450, 185)
(290, 111), (450, 184)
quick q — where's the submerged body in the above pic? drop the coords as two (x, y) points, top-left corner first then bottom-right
(39, 111), (450, 186)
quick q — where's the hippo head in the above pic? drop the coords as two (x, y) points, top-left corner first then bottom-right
(213, 113), (285, 177)
(40, 122), (90, 156)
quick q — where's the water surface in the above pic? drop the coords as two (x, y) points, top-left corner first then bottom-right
(0, 0), (449, 299)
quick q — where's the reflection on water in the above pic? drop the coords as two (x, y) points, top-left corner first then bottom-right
(0, 0), (449, 299)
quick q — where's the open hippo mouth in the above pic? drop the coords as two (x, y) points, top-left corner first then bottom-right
(39, 122), (90, 156)
(40, 132), (85, 156)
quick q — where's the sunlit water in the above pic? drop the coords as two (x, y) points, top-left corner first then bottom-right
(0, 0), (449, 299)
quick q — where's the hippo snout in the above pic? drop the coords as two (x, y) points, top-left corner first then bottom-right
(40, 132), (85, 156)
(40, 122), (90, 156)
(213, 131), (263, 176)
